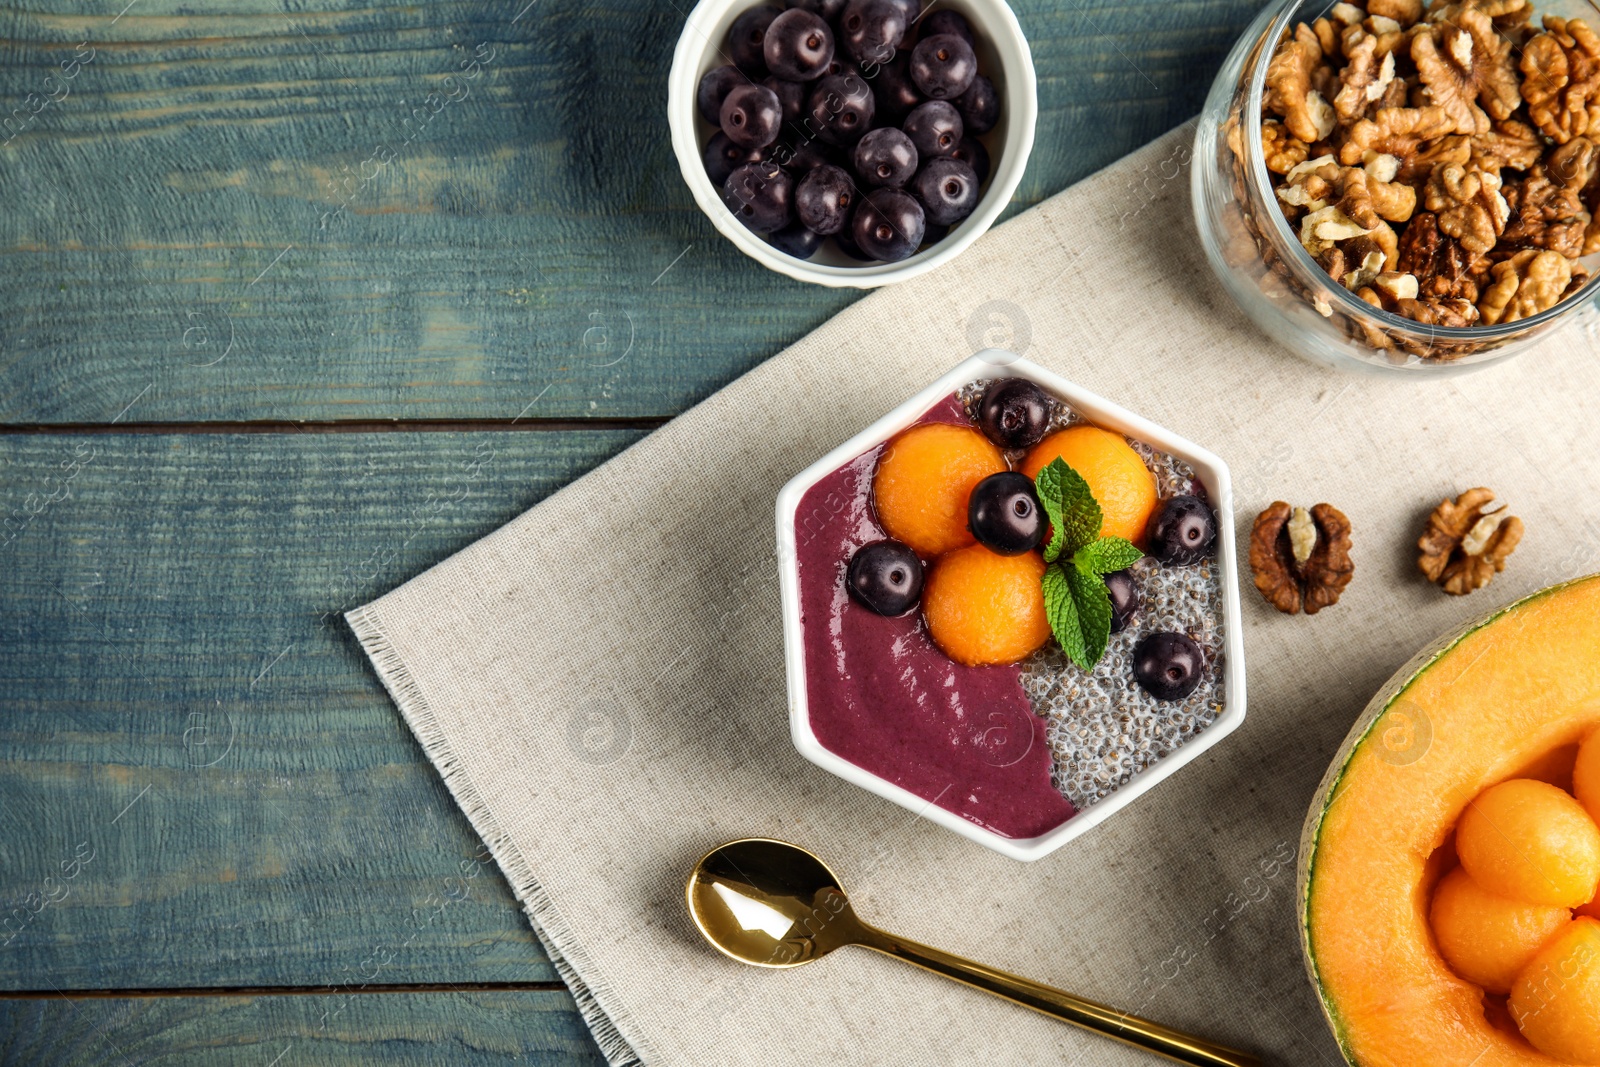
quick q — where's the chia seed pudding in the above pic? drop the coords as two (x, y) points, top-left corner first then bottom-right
(793, 380), (1226, 839)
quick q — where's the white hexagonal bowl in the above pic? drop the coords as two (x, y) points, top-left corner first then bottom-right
(774, 352), (1248, 860)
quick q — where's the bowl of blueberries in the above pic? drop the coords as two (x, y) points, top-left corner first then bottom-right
(668, 0), (1037, 286)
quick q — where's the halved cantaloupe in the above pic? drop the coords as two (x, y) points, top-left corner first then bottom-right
(1301, 575), (1600, 1066)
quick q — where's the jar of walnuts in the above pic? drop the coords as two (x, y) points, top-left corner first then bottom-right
(1193, 0), (1600, 372)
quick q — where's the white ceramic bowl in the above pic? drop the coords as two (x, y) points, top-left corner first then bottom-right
(667, 0), (1038, 288)
(774, 353), (1249, 860)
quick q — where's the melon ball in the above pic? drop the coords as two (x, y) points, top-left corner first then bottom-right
(1510, 917), (1600, 1063)
(1020, 425), (1157, 547)
(1573, 728), (1600, 826)
(1430, 866), (1572, 994)
(921, 544), (1050, 667)
(1457, 779), (1600, 908)
(873, 423), (1005, 559)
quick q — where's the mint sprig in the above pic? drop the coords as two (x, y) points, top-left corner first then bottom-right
(1035, 457), (1145, 670)
(1035, 459), (1100, 564)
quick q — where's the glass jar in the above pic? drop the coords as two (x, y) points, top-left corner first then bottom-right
(1192, 0), (1600, 374)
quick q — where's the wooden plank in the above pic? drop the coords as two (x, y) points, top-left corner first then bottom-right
(0, 0), (1261, 424)
(0, 989), (605, 1065)
(0, 428), (647, 989)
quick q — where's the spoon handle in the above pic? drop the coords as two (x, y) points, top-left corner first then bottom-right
(855, 924), (1260, 1067)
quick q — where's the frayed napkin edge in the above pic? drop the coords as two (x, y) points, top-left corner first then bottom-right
(346, 602), (650, 1067)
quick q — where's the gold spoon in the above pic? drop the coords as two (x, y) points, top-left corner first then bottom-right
(686, 838), (1261, 1067)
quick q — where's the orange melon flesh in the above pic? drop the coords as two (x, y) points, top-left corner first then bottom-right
(1304, 576), (1600, 1066)
(1573, 728), (1600, 826)
(1577, 735), (1600, 923)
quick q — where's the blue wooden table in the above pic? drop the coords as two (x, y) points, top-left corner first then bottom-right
(0, 0), (1262, 1061)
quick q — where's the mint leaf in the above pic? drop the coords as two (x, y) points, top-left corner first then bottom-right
(1041, 564), (1085, 666)
(1034, 458), (1101, 562)
(1035, 458), (1138, 670)
(1074, 536), (1143, 575)
(1065, 562), (1114, 668)
(1042, 558), (1120, 670)
(1034, 461), (1065, 562)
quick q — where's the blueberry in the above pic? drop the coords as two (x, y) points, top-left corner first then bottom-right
(902, 99), (963, 159)
(821, 55), (860, 81)
(698, 65), (746, 124)
(910, 33), (976, 100)
(883, 0), (921, 47)
(1104, 569), (1139, 634)
(721, 83), (783, 148)
(954, 74), (999, 135)
(976, 377), (1051, 449)
(1146, 496), (1217, 566)
(870, 51), (924, 126)
(919, 9), (972, 44)
(851, 187), (925, 261)
(704, 132), (767, 187)
(840, 0), (907, 66)
(764, 9), (835, 81)
(967, 472), (1045, 555)
(793, 0), (847, 21)
(847, 539), (923, 616)
(771, 138), (835, 174)
(950, 135), (989, 182)
(911, 156), (979, 225)
(763, 75), (807, 125)
(807, 72), (876, 145)
(833, 225), (872, 260)
(722, 161), (794, 233)
(795, 163), (859, 234)
(854, 127), (918, 188)
(1132, 632), (1205, 701)
(768, 221), (825, 259)
(729, 5), (782, 74)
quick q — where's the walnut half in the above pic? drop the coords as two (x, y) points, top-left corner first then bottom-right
(1417, 487), (1524, 595)
(1479, 248), (1574, 324)
(1251, 502), (1356, 615)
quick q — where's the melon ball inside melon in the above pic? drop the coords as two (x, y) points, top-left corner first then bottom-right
(1430, 866), (1572, 994)
(1573, 728), (1600, 826)
(1510, 917), (1600, 1064)
(1457, 779), (1600, 908)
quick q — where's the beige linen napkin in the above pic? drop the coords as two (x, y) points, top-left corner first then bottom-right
(349, 121), (1600, 1067)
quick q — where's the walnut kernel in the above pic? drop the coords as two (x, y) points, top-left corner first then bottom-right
(1369, 0), (1424, 27)
(1424, 162), (1509, 253)
(1411, 10), (1520, 135)
(1417, 488), (1523, 594)
(1268, 27), (1340, 143)
(1251, 502), (1355, 615)
(1478, 248), (1573, 324)
(1336, 33), (1400, 121)
(1521, 16), (1600, 144)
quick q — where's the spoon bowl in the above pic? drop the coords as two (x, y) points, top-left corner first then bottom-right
(687, 838), (1261, 1067)
(687, 837), (861, 968)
